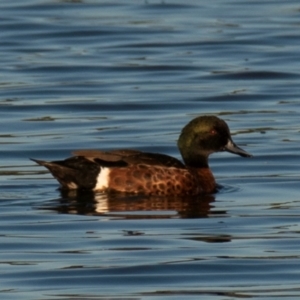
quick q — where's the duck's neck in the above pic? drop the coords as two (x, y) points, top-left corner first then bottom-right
(183, 153), (209, 169)
(182, 154), (217, 193)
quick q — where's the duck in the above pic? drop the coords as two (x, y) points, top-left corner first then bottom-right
(31, 115), (252, 195)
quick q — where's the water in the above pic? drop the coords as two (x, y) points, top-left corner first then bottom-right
(1, 0), (300, 299)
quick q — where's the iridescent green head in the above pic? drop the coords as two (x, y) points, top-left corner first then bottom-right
(178, 116), (252, 168)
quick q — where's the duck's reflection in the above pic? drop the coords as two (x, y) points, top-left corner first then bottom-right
(39, 189), (223, 219)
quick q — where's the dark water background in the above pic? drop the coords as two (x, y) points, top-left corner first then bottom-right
(1, 0), (300, 299)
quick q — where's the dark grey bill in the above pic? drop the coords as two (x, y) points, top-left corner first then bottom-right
(224, 139), (252, 158)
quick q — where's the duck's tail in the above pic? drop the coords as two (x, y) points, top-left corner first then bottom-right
(31, 157), (100, 190)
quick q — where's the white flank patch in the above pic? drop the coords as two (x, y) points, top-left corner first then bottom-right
(95, 167), (110, 191)
(66, 182), (78, 189)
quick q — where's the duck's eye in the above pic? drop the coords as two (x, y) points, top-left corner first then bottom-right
(210, 129), (217, 135)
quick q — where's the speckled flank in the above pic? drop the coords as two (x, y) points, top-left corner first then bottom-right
(106, 164), (216, 195)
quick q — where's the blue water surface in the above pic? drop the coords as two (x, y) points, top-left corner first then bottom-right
(1, 0), (300, 299)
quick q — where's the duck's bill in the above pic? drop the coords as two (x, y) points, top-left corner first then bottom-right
(224, 139), (252, 158)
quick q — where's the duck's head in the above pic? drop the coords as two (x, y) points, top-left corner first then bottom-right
(178, 116), (252, 168)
